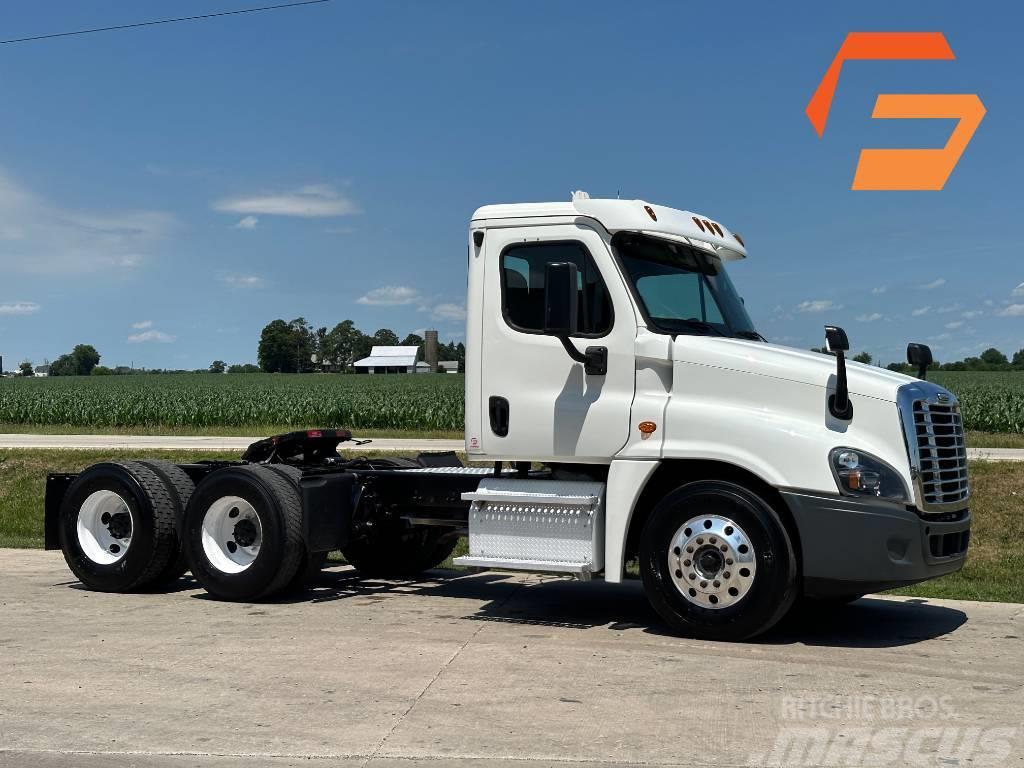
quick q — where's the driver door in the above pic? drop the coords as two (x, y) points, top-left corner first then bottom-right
(477, 222), (636, 462)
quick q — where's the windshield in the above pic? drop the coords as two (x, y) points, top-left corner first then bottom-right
(613, 232), (760, 339)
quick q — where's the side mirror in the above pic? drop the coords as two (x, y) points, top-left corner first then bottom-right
(907, 343), (933, 380)
(543, 261), (607, 376)
(824, 325), (850, 353)
(543, 262), (579, 337)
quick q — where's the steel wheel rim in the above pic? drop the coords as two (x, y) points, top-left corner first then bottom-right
(667, 514), (756, 609)
(201, 496), (262, 574)
(77, 490), (133, 565)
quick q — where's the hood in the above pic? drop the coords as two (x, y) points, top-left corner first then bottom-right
(671, 336), (917, 403)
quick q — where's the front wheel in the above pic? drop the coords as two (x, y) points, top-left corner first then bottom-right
(639, 480), (797, 641)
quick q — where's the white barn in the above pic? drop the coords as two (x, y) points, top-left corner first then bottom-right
(353, 346), (427, 374)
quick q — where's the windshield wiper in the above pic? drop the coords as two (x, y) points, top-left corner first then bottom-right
(734, 330), (767, 342)
(673, 319), (727, 337)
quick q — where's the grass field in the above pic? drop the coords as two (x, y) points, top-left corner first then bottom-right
(1, 449), (1019, 603)
(1, 370), (1023, 437)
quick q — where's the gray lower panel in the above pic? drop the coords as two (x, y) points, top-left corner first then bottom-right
(781, 490), (969, 594)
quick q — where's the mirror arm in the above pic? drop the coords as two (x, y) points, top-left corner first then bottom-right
(558, 336), (589, 364)
(558, 336), (608, 376)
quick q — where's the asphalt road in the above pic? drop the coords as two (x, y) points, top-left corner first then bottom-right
(1, 549), (1022, 768)
(1, 433), (1023, 461)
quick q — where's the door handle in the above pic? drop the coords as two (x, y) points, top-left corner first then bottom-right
(489, 396), (509, 437)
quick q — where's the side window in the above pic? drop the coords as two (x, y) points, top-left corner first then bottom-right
(501, 241), (612, 336)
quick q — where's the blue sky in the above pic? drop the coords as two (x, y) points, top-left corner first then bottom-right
(0, 0), (1020, 370)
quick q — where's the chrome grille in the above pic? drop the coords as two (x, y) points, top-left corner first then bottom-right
(898, 381), (970, 512)
(912, 400), (968, 506)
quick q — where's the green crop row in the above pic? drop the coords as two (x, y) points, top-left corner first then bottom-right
(1, 371), (1022, 434)
(0, 373), (465, 431)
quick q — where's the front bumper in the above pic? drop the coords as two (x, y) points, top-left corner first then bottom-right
(781, 490), (970, 598)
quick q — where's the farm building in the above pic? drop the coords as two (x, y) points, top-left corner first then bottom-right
(438, 360), (459, 374)
(353, 346), (429, 374)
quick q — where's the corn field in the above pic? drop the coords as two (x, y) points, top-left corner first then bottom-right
(930, 372), (1024, 434)
(0, 374), (465, 432)
(0, 371), (1022, 433)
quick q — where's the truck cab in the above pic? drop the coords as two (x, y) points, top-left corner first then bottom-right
(458, 194), (969, 632)
(45, 194), (970, 641)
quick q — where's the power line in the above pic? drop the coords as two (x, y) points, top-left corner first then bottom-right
(0, 0), (331, 45)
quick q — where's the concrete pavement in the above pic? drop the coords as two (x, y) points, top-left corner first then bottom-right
(2, 433), (1023, 460)
(1, 549), (1022, 767)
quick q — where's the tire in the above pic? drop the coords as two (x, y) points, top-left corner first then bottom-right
(639, 480), (797, 641)
(183, 465), (304, 601)
(135, 459), (196, 588)
(342, 523), (459, 578)
(58, 462), (179, 592)
(262, 464), (327, 593)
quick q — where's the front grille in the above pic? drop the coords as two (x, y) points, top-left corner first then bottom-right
(911, 400), (969, 507)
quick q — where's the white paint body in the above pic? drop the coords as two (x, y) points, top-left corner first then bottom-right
(463, 197), (922, 582)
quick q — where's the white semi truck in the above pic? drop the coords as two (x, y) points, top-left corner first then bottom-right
(45, 195), (970, 640)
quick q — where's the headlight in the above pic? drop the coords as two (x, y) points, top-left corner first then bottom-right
(829, 448), (908, 502)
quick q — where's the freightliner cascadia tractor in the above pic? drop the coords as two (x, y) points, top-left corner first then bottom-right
(44, 194), (970, 641)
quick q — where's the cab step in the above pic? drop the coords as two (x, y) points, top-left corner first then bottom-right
(453, 478), (605, 577)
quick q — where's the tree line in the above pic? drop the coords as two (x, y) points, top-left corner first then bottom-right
(810, 346), (1024, 373)
(256, 318), (464, 374)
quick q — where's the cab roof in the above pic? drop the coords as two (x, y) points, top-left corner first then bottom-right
(471, 196), (746, 259)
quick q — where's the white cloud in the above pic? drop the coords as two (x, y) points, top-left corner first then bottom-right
(911, 306), (931, 316)
(128, 329), (175, 343)
(944, 320), (964, 329)
(856, 312), (883, 322)
(936, 304), (961, 314)
(221, 274), (264, 289)
(871, 286), (887, 295)
(357, 285), (421, 306)
(1012, 282), (1024, 297)
(0, 301), (39, 316)
(213, 184), (358, 219)
(0, 167), (173, 274)
(920, 278), (946, 290)
(962, 310), (984, 319)
(431, 302), (467, 322)
(796, 300), (841, 313)
(235, 215), (259, 230)
(131, 320), (153, 329)
(998, 304), (1024, 317)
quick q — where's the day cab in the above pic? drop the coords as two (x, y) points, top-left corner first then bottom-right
(45, 194), (970, 641)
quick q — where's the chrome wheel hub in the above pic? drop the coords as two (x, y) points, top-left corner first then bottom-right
(668, 514), (756, 609)
(201, 496), (262, 574)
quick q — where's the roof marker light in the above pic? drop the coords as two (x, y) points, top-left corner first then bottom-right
(643, 205), (657, 221)
(733, 233), (745, 247)
(711, 222), (724, 236)
(692, 216), (706, 232)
